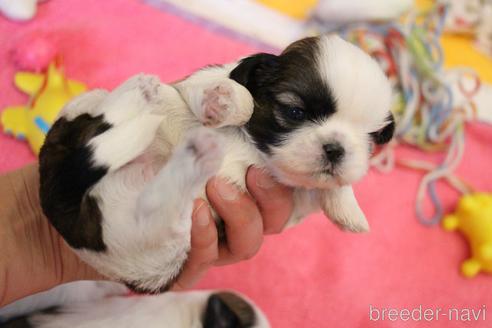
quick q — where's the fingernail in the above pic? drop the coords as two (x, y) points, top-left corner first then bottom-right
(194, 203), (209, 226)
(214, 178), (239, 201)
(255, 169), (276, 189)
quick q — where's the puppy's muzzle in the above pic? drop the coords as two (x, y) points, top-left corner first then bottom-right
(323, 142), (344, 165)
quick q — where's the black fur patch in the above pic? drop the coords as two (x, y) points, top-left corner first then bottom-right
(124, 277), (175, 294)
(0, 307), (59, 328)
(203, 292), (256, 328)
(39, 114), (111, 252)
(371, 113), (395, 145)
(0, 316), (33, 328)
(230, 36), (337, 154)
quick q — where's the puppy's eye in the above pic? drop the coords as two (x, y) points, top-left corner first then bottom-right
(284, 107), (305, 121)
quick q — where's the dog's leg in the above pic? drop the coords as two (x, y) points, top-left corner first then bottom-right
(122, 128), (224, 291)
(60, 74), (163, 123)
(137, 127), (223, 229)
(174, 66), (254, 128)
(87, 75), (170, 172)
(58, 89), (109, 120)
(97, 74), (167, 125)
(283, 189), (321, 228)
(88, 113), (164, 172)
(285, 187), (369, 232)
(57, 75), (169, 174)
(319, 186), (369, 233)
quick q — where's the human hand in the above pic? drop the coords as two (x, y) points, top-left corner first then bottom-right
(171, 166), (294, 290)
(0, 164), (104, 306)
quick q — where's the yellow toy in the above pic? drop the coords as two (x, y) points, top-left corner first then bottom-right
(443, 193), (492, 278)
(1, 61), (87, 155)
(256, 0), (318, 20)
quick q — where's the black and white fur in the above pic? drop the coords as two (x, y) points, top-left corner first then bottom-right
(0, 282), (269, 328)
(38, 35), (394, 294)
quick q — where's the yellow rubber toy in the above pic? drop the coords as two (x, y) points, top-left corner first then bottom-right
(1, 61), (86, 155)
(443, 193), (492, 278)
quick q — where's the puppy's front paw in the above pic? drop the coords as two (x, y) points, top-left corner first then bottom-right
(201, 82), (234, 127)
(320, 186), (370, 233)
(201, 80), (254, 128)
(185, 128), (224, 177)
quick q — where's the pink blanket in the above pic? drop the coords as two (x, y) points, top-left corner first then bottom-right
(1, 1), (491, 327)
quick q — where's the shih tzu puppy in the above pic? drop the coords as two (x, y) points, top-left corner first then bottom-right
(0, 282), (269, 328)
(37, 34), (394, 294)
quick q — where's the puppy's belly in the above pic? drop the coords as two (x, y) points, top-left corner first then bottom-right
(153, 125), (264, 240)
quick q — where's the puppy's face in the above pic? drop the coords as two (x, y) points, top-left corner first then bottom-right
(231, 35), (394, 189)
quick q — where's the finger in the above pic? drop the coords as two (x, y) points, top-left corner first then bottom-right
(246, 166), (294, 234)
(206, 177), (263, 265)
(171, 199), (218, 291)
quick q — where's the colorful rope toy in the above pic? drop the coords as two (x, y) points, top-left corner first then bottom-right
(339, 4), (481, 225)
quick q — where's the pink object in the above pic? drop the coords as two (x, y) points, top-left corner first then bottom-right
(11, 32), (57, 72)
(0, 1), (491, 327)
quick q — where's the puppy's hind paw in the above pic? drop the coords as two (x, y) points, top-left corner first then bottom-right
(201, 79), (254, 128)
(185, 128), (225, 177)
(136, 75), (167, 107)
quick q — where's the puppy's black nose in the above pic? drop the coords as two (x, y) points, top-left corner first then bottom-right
(323, 142), (344, 164)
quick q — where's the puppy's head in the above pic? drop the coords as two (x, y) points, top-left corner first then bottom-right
(231, 35), (394, 189)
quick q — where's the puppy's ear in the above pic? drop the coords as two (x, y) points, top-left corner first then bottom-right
(319, 186), (369, 233)
(230, 53), (279, 88)
(202, 292), (256, 328)
(371, 113), (395, 145)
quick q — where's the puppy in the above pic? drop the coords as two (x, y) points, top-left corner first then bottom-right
(0, 282), (269, 328)
(38, 34), (394, 293)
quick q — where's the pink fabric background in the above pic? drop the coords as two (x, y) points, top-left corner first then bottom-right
(1, 1), (491, 327)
